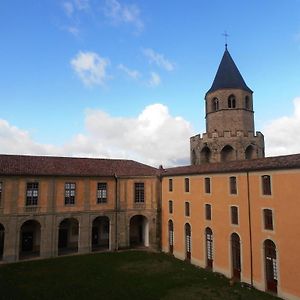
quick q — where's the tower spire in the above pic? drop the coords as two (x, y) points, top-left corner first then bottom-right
(222, 31), (229, 50)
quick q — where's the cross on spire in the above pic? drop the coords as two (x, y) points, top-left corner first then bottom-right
(222, 31), (229, 49)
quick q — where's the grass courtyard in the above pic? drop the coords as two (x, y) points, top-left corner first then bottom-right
(0, 251), (279, 300)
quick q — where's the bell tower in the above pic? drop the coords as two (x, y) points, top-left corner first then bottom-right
(190, 46), (265, 165)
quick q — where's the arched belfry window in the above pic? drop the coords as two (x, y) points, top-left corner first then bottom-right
(245, 96), (250, 110)
(212, 98), (219, 112)
(228, 95), (236, 108)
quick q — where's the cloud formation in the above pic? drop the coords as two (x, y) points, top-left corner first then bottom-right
(264, 97), (300, 156)
(148, 72), (161, 87)
(0, 104), (193, 167)
(71, 51), (110, 86)
(143, 48), (175, 71)
(118, 64), (140, 79)
(104, 0), (144, 32)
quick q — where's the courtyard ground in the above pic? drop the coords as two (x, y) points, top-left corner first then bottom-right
(0, 251), (279, 300)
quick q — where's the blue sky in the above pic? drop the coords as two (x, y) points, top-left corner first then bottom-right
(1, 0), (300, 166)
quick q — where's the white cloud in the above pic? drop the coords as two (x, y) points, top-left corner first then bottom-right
(74, 0), (89, 10)
(104, 0), (144, 32)
(66, 26), (80, 36)
(143, 48), (175, 71)
(118, 64), (140, 79)
(70, 51), (110, 86)
(62, 2), (74, 17)
(264, 97), (300, 156)
(148, 72), (161, 87)
(0, 104), (194, 167)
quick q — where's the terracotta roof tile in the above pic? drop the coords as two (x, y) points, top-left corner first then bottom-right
(0, 155), (158, 177)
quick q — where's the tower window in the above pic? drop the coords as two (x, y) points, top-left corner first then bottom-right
(263, 209), (274, 230)
(229, 176), (237, 194)
(169, 200), (173, 214)
(262, 175), (272, 195)
(185, 178), (190, 193)
(168, 179), (173, 192)
(228, 95), (236, 108)
(212, 98), (219, 111)
(245, 96), (250, 109)
(231, 206), (239, 225)
(205, 177), (211, 194)
(205, 204), (212, 220)
(185, 202), (190, 217)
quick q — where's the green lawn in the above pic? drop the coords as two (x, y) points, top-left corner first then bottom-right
(0, 251), (279, 300)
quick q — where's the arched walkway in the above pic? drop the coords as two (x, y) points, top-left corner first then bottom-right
(58, 218), (79, 255)
(245, 145), (255, 160)
(200, 147), (211, 164)
(231, 233), (241, 280)
(92, 216), (110, 251)
(168, 220), (174, 254)
(129, 215), (149, 247)
(185, 223), (191, 261)
(221, 145), (235, 162)
(19, 220), (41, 259)
(0, 223), (4, 260)
(264, 239), (278, 294)
(205, 227), (213, 269)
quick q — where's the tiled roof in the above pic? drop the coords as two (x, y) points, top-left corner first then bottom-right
(0, 154), (158, 177)
(206, 48), (252, 95)
(162, 154), (300, 177)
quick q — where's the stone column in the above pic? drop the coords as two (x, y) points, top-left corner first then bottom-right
(3, 216), (18, 262)
(78, 214), (90, 254)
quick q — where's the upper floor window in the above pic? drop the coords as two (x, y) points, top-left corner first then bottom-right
(134, 182), (145, 203)
(97, 183), (107, 204)
(0, 182), (2, 205)
(231, 206), (239, 225)
(185, 178), (190, 193)
(212, 97), (219, 112)
(229, 176), (237, 194)
(205, 204), (212, 220)
(26, 182), (39, 206)
(245, 96), (250, 109)
(263, 209), (274, 230)
(65, 182), (76, 205)
(262, 175), (272, 195)
(168, 200), (173, 214)
(228, 95), (236, 108)
(168, 178), (173, 192)
(185, 202), (190, 217)
(205, 177), (211, 194)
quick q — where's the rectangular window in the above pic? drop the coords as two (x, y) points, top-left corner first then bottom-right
(205, 177), (211, 194)
(264, 209), (273, 230)
(229, 176), (237, 194)
(168, 200), (173, 214)
(134, 183), (145, 203)
(97, 183), (107, 203)
(168, 179), (173, 192)
(231, 206), (239, 225)
(26, 182), (39, 206)
(65, 182), (76, 205)
(262, 175), (271, 195)
(185, 178), (190, 192)
(185, 202), (190, 217)
(205, 204), (211, 220)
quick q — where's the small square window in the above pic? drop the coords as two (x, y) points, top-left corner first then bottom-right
(168, 200), (173, 214)
(168, 179), (173, 192)
(185, 202), (190, 217)
(65, 182), (76, 205)
(97, 183), (107, 203)
(185, 178), (190, 193)
(205, 204), (211, 220)
(229, 177), (237, 195)
(134, 183), (145, 203)
(264, 209), (273, 230)
(205, 177), (211, 194)
(231, 206), (239, 225)
(262, 175), (271, 195)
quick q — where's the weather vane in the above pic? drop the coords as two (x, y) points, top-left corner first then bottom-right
(222, 31), (229, 49)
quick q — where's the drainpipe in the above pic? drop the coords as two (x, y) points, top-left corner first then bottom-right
(246, 171), (254, 286)
(114, 173), (118, 251)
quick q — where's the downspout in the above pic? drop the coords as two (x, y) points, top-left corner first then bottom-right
(114, 173), (118, 251)
(246, 171), (254, 286)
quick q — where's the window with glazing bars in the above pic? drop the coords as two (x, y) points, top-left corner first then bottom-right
(134, 183), (144, 203)
(229, 176), (237, 194)
(262, 175), (272, 195)
(205, 204), (211, 220)
(97, 183), (107, 203)
(231, 206), (239, 225)
(26, 182), (39, 206)
(65, 182), (76, 205)
(264, 209), (274, 230)
(205, 177), (211, 193)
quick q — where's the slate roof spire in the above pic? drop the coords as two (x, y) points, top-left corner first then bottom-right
(206, 47), (252, 95)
